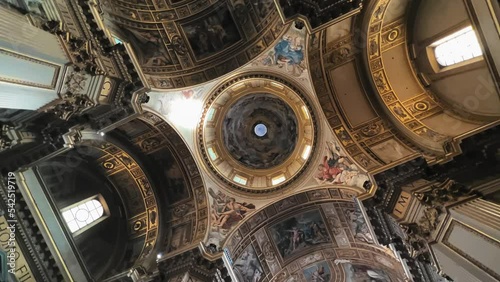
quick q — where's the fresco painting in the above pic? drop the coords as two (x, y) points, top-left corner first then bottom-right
(182, 6), (241, 60)
(321, 203), (350, 247)
(122, 28), (172, 67)
(303, 261), (331, 282)
(149, 83), (213, 129)
(343, 263), (391, 282)
(342, 203), (374, 244)
(257, 25), (307, 77)
(251, 0), (275, 19)
(206, 187), (255, 249)
(233, 244), (263, 282)
(156, 87), (205, 116)
(152, 147), (189, 203)
(315, 141), (370, 188)
(269, 209), (330, 260)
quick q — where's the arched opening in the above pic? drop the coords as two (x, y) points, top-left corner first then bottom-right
(61, 196), (106, 235)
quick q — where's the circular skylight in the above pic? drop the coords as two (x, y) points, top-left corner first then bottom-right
(254, 123), (268, 137)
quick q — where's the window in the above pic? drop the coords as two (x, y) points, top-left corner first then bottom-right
(61, 196), (106, 234)
(233, 175), (248, 185)
(433, 26), (482, 67)
(271, 175), (286, 185)
(112, 36), (123, 45)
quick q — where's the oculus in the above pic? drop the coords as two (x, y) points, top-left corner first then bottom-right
(254, 123), (267, 137)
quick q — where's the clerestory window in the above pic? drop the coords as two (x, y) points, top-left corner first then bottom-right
(61, 196), (106, 234)
(432, 26), (483, 67)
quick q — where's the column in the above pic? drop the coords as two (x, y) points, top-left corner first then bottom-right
(0, 5), (68, 110)
(430, 198), (500, 281)
(450, 198), (500, 238)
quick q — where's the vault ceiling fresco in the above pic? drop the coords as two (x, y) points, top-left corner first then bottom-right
(93, 0), (500, 278)
(1, 0), (499, 280)
(223, 188), (406, 282)
(100, 0), (284, 88)
(142, 23), (377, 259)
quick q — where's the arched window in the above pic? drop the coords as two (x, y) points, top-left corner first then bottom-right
(433, 26), (482, 67)
(61, 196), (106, 234)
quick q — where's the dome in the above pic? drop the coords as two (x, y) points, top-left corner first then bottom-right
(198, 74), (317, 193)
(222, 93), (298, 169)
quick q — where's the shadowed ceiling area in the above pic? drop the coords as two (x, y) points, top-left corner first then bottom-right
(222, 93), (298, 169)
(100, 0), (283, 88)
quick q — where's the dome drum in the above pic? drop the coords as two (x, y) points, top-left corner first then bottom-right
(199, 74), (317, 193)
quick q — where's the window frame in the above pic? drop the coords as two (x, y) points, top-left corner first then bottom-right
(60, 194), (109, 236)
(426, 25), (484, 73)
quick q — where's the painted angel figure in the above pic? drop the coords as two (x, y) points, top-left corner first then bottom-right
(315, 141), (370, 187)
(209, 188), (255, 229)
(316, 141), (351, 184)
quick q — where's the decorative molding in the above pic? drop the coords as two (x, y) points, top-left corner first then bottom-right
(443, 220), (500, 280)
(0, 48), (60, 89)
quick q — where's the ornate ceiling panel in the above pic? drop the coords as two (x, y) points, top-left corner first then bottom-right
(101, 0), (286, 88)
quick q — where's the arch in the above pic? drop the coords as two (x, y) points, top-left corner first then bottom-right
(33, 140), (153, 280)
(99, 0), (283, 88)
(121, 111), (209, 260)
(411, 0), (500, 120)
(356, 0), (500, 160)
(221, 187), (406, 281)
(74, 138), (161, 274)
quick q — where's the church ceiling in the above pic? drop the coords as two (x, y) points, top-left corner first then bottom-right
(113, 113), (210, 260)
(222, 188), (406, 281)
(140, 23), (381, 256)
(2, 0), (500, 280)
(197, 74), (317, 193)
(55, 0), (500, 273)
(100, 0), (285, 88)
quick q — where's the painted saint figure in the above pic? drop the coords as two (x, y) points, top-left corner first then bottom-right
(315, 141), (370, 188)
(209, 188), (255, 229)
